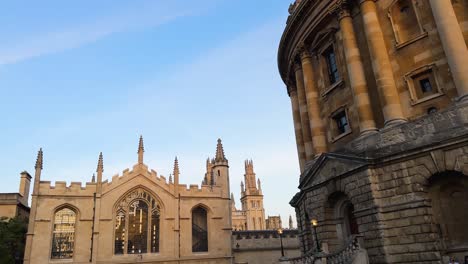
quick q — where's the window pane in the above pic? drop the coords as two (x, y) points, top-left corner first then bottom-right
(325, 47), (340, 84)
(151, 207), (160, 253)
(51, 208), (76, 259)
(127, 200), (148, 254)
(419, 78), (433, 93)
(192, 207), (208, 252)
(334, 111), (348, 135)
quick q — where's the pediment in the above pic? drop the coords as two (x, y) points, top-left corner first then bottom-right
(299, 153), (368, 189)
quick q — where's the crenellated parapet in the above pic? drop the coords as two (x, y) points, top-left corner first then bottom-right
(38, 181), (97, 196)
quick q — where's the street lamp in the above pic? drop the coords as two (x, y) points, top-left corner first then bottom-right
(277, 228), (285, 257)
(311, 219), (320, 252)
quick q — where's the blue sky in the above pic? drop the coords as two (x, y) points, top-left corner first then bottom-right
(0, 0), (299, 226)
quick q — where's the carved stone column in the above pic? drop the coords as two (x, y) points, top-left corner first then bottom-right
(332, 2), (377, 134)
(429, 0), (468, 100)
(294, 62), (315, 161)
(289, 85), (307, 171)
(359, 0), (406, 126)
(299, 48), (328, 155)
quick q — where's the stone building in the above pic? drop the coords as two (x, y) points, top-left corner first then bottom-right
(0, 171), (31, 219)
(278, 0), (468, 263)
(231, 159), (289, 232)
(231, 160), (267, 231)
(266, 215), (282, 230)
(23, 137), (233, 264)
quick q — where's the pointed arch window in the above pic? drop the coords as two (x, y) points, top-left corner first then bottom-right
(51, 207), (76, 259)
(114, 189), (160, 255)
(192, 206), (208, 252)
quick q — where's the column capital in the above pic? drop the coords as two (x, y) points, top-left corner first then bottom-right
(293, 61), (302, 72)
(287, 85), (298, 96)
(358, 0), (376, 5)
(296, 42), (313, 60)
(329, 0), (351, 21)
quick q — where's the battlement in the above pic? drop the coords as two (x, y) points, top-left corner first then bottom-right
(38, 181), (97, 196)
(178, 183), (223, 197)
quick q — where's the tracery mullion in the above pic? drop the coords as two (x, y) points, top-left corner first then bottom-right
(124, 208), (129, 255)
(147, 202), (152, 252)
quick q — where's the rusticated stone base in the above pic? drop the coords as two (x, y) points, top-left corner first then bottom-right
(291, 101), (468, 263)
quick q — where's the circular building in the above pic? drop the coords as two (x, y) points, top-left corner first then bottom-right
(278, 0), (468, 263)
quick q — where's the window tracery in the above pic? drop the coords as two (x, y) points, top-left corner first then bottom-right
(51, 207), (76, 259)
(114, 189), (160, 255)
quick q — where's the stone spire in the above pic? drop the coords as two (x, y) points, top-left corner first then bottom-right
(35, 148), (43, 170)
(169, 174), (173, 184)
(96, 152), (104, 193)
(244, 159), (257, 191)
(231, 192), (236, 209)
(33, 148), (43, 195)
(173, 156), (179, 186)
(215, 138), (228, 163)
(289, 215), (294, 229)
(245, 159), (254, 174)
(173, 157), (179, 196)
(257, 178), (262, 191)
(138, 135), (144, 164)
(96, 152), (104, 175)
(91, 173), (96, 183)
(241, 181), (244, 193)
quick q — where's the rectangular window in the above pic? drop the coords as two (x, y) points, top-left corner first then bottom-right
(412, 71), (437, 99)
(419, 78), (432, 93)
(333, 110), (349, 135)
(324, 47), (340, 85)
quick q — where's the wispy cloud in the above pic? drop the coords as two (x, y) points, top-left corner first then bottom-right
(0, 3), (197, 66)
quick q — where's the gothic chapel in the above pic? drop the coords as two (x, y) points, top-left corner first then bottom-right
(23, 137), (233, 264)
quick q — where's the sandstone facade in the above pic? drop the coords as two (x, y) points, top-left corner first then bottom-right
(23, 138), (233, 264)
(278, 0), (468, 263)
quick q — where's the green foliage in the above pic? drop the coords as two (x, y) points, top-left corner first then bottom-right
(0, 216), (28, 264)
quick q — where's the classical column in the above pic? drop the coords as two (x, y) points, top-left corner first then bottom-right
(289, 85), (307, 171)
(332, 4), (377, 134)
(429, 0), (468, 100)
(294, 62), (315, 161)
(299, 49), (328, 154)
(360, 0), (406, 126)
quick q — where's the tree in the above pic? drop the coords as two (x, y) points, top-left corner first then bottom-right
(0, 216), (28, 264)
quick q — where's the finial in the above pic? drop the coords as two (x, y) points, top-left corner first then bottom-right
(215, 138), (227, 163)
(231, 192), (234, 200)
(97, 152), (104, 173)
(173, 156), (180, 175)
(35, 148), (43, 170)
(257, 178), (261, 190)
(173, 156), (180, 185)
(241, 181), (244, 192)
(138, 135), (144, 164)
(169, 173), (173, 183)
(91, 173), (96, 183)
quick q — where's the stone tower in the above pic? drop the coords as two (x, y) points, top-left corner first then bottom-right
(240, 160), (265, 230)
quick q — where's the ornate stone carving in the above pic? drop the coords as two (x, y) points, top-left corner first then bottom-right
(329, 0), (351, 21)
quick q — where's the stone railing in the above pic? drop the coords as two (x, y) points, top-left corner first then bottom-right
(281, 235), (366, 264)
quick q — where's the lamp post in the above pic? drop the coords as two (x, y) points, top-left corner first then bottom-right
(311, 219), (320, 252)
(277, 228), (285, 257)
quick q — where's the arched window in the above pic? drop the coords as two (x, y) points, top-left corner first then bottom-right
(51, 207), (76, 259)
(388, 0), (424, 45)
(192, 206), (208, 252)
(114, 189), (160, 255)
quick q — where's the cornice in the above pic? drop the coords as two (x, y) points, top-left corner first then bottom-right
(277, 0), (337, 91)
